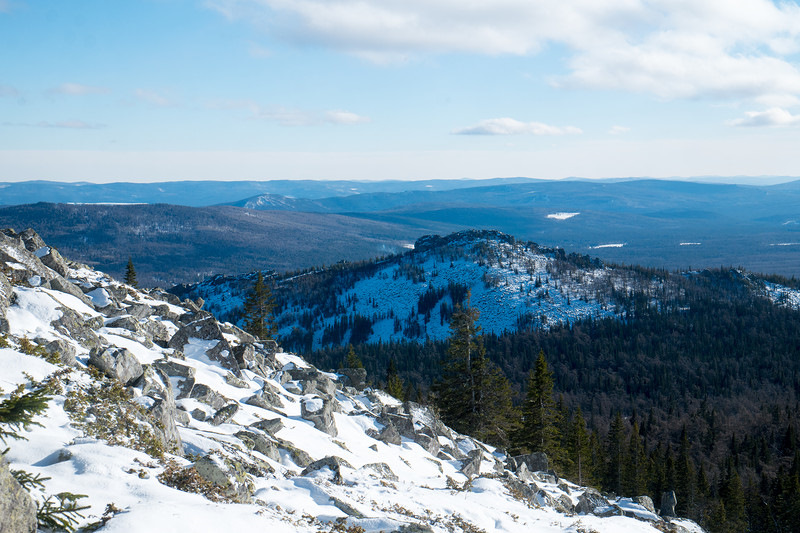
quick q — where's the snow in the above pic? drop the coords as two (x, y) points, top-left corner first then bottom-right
(87, 287), (112, 307)
(547, 212), (579, 220)
(680, 242), (701, 246)
(589, 243), (626, 249)
(0, 237), (707, 533)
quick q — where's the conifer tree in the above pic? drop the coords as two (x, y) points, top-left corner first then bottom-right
(385, 358), (404, 400)
(242, 272), (276, 340)
(606, 411), (626, 495)
(344, 344), (364, 369)
(623, 421), (648, 497)
(124, 257), (138, 288)
(518, 350), (561, 461)
(433, 297), (516, 446)
(567, 407), (591, 485)
(676, 425), (697, 516)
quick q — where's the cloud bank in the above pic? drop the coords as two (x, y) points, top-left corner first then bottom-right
(454, 118), (582, 136)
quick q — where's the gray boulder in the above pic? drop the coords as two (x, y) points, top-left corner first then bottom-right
(51, 307), (103, 351)
(249, 417), (284, 436)
(508, 452), (548, 474)
(193, 455), (253, 504)
(413, 430), (440, 457)
(300, 397), (338, 437)
(189, 383), (228, 410)
(460, 449), (483, 478)
(148, 398), (183, 455)
(337, 367), (367, 391)
(244, 381), (284, 410)
(576, 488), (609, 515)
(301, 456), (353, 484)
(367, 421), (401, 446)
(0, 456), (37, 533)
(210, 403), (239, 426)
(235, 430), (280, 461)
(634, 495), (656, 514)
(89, 346), (144, 385)
(660, 490), (677, 517)
(41, 338), (77, 367)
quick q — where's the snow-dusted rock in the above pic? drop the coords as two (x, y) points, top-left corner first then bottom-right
(301, 396), (338, 436)
(0, 456), (37, 533)
(89, 345), (144, 385)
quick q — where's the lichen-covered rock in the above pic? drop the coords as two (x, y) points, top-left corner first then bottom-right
(189, 383), (228, 410)
(635, 495), (656, 513)
(41, 338), (77, 367)
(210, 403), (239, 426)
(249, 417), (284, 436)
(235, 430), (280, 461)
(89, 346), (144, 385)
(0, 456), (37, 533)
(193, 455), (253, 504)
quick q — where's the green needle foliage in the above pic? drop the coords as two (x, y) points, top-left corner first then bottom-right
(242, 272), (277, 340)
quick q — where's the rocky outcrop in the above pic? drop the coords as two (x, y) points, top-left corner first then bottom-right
(88, 346), (144, 385)
(661, 490), (677, 517)
(0, 456), (37, 533)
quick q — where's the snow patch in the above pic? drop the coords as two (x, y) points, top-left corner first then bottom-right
(546, 212), (579, 220)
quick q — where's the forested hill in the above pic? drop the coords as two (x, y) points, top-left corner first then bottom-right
(174, 229), (800, 355)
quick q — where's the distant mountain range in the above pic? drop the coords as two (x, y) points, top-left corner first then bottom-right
(1, 177), (799, 281)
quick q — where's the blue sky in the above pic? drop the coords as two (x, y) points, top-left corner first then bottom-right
(1, 0), (800, 182)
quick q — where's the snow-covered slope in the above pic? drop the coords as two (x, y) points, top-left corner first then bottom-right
(186, 230), (665, 351)
(1, 228), (703, 533)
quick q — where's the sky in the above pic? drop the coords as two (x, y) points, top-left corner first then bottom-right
(1, 0), (800, 182)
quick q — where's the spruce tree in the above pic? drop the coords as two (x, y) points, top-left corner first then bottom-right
(242, 272), (276, 340)
(433, 298), (516, 446)
(344, 344), (364, 369)
(567, 407), (591, 485)
(124, 257), (138, 288)
(518, 350), (561, 461)
(385, 358), (404, 400)
(606, 411), (626, 495)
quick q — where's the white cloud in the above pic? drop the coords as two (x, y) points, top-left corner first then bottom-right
(608, 125), (630, 135)
(134, 89), (174, 107)
(727, 107), (800, 127)
(211, 99), (370, 126)
(48, 83), (110, 96)
(206, 0), (800, 104)
(324, 110), (370, 124)
(454, 118), (582, 136)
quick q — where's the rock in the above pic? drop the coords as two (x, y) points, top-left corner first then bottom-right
(188, 383), (228, 410)
(516, 462), (534, 483)
(191, 408), (207, 421)
(634, 495), (656, 514)
(47, 276), (96, 307)
(193, 455), (253, 504)
(89, 346), (144, 385)
(51, 307), (103, 351)
(337, 367), (367, 391)
(301, 456), (353, 484)
(249, 417), (284, 436)
(168, 314), (239, 374)
(274, 438), (313, 468)
(331, 496), (365, 518)
(148, 397), (183, 455)
(244, 382), (284, 410)
(37, 245), (70, 278)
(224, 371), (249, 389)
(413, 430), (440, 457)
(153, 359), (195, 379)
(660, 490), (677, 517)
(235, 430), (280, 461)
(41, 338), (77, 366)
(301, 396), (338, 437)
(0, 456), (37, 533)
(210, 403), (239, 426)
(555, 494), (575, 514)
(576, 488), (609, 515)
(371, 421), (401, 446)
(396, 524), (435, 533)
(460, 449), (483, 478)
(358, 462), (398, 482)
(508, 452), (548, 474)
